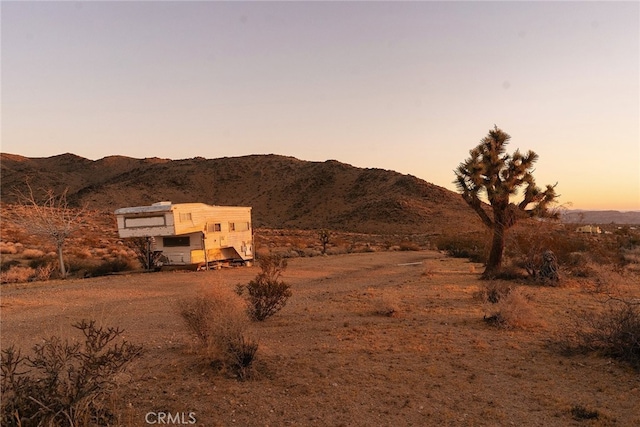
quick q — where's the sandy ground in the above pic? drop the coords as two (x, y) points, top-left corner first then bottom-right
(1, 251), (639, 426)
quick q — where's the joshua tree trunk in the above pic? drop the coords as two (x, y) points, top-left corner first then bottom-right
(485, 222), (505, 277)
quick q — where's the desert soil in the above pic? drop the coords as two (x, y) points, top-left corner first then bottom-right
(1, 251), (639, 427)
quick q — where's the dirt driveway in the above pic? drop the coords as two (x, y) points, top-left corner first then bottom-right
(2, 251), (638, 426)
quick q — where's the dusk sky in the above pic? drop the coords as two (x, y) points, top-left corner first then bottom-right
(2, 1), (638, 211)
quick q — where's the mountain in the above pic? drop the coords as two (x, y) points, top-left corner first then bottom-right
(561, 210), (640, 225)
(0, 153), (484, 234)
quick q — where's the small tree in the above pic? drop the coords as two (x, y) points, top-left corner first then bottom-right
(12, 182), (86, 278)
(454, 126), (557, 277)
(239, 254), (292, 321)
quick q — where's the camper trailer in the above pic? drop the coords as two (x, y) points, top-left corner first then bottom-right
(114, 202), (253, 268)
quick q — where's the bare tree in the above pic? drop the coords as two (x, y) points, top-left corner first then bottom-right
(12, 182), (86, 278)
(454, 126), (558, 278)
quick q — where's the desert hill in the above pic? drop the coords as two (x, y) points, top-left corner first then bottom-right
(561, 209), (640, 225)
(0, 153), (483, 234)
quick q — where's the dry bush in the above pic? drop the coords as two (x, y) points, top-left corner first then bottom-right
(475, 281), (514, 304)
(0, 265), (35, 284)
(0, 320), (142, 427)
(66, 256), (135, 278)
(372, 294), (400, 317)
(399, 240), (420, 251)
(570, 405), (600, 421)
(492, 264), (529, 281)
(436, 232), (488, 263)
(506, 222), (605, 281)
(70, 247), (92, 259)
(34, 263), (56, 281)
(573, 298), (640, 370)
(238, 254), (292, 322)
(326, 246), (349, 256)
(299, 248), (322, 257)
(0, 242), (18, 255)
(178, 289), (258, 380)
(482, 287), (538, 329)
(21, 248), (45, 259)
(0, 259), (21, 273)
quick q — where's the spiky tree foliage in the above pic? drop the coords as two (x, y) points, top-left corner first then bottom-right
(454, 126), (557, 277)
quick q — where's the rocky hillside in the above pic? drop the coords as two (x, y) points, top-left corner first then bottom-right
(0, 153), (483, 235)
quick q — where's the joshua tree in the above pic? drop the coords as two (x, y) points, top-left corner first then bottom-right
(318, 229), (331, 254)
(454, 126), (557, 277)
(12, 182), (86, 278)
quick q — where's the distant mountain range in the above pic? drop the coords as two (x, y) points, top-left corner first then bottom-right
(0, 153), (486, 235)
(561, 210), (640, 225)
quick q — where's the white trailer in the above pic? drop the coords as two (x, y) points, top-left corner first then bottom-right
(114, 202), (253, 268)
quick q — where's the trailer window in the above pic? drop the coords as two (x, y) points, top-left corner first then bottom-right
(124, 216), (165, 228)
(163, 236), (190, 247)
(229, 222), (235, 232)
(207, 223), (221, 232)
(179, 212), (192, 222)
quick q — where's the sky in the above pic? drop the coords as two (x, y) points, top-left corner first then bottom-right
(1, 1), (639, 211)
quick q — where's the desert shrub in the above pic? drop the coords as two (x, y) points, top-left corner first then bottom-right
(569, 264), (599, 278)
(178, 289), (257, 380)
(372, 294), (400, 317)
(27, 254), (57, 270)
(239, 254), (292, 321)
(1, 259), (21, 272)
(91, 257), (135, 276)
(574, 298), (640, 370)
(124, 237), (159, 270)
(436, 233), (487, 263)
(0, 242), (18, 254)
(34, 262), (56, 281)
(326, 246), (349, 256)
(0, 265), (35, 284)
(492, 264), (528, 281)
(482, 287), (537, 329)
(66, 256), (134, 278)
(399, 240), (420, 251)
(21, 248), (45, 259)
(507, 223), (584, 281)
(0, 320), (142, 426)
(570, 405), (600, 420)
(70, 247), (92, 259)
(225, 336), (259, 380)
(475, 281), (514, 304)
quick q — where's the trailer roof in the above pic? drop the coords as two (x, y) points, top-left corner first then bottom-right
(114, 202), (252, 215)
(114, 204), (173, 215)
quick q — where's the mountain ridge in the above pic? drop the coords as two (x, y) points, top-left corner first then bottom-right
(1, 152), (484, 234)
